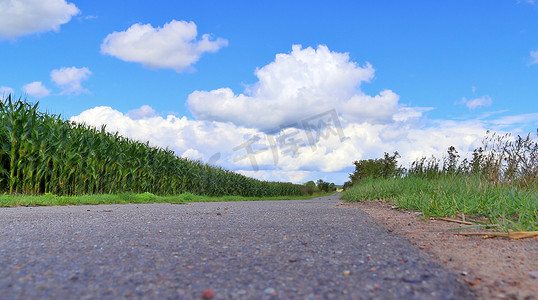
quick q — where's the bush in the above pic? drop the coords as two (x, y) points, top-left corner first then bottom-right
(301, 181), (316, 195)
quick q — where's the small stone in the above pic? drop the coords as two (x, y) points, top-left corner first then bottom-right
(528, 271), (538, 279)
(505, 293), (519, 300)
(202, 289), (215, 300)
(461, 271), (468, 276)
(264, 287), (276, 295)
(495, 279), (506, 288)
(343, 270), (351, 276)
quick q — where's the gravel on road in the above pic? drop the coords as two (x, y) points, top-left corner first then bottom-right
(0, 194), (474, 299)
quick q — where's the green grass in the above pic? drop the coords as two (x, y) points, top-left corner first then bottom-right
(0, 192), (335, 207)
(341, 175), (538, 232)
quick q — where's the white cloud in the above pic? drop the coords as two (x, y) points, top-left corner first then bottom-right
(70, 106), (360, 182)
(126, 105), (157, 120)
(70, 104), (508, 184)
(0, 86), (14, 97)
(70, 106), (259, 166)
(0, 0), (79, 39)
(22, 81), (50, 98)
(459, 95), (492, 110)
(69, 45), (535, 184)
(530, 49), (538, 65)
(489, 113), (538, 127)
(237, 170), (311, 183)
(81, 15), (98, 21)
(50, 66), (91, 94)
(100, 20), (228, 72)
(188, 45), (431, 130)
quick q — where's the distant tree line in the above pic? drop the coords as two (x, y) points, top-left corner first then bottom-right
(301, 179), (337, 195)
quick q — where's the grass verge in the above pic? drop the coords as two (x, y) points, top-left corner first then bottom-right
(340, 175), (537, 232)
(0, 192), (334, 208)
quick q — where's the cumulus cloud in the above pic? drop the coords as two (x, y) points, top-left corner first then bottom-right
(530, 49), (538, 65)
(50, 66), (91, 94)
(22, 81), (50, 98)
(69, 106), (357, 180)
(126, 105), (157, 120)
(188, 45), (431, 130)
(238, 170), (312, 183)
(70, 104), (502, 184)
(100, 20), (228, 72)
(70, 105), (258, 166)
(0, 86), (14, 97)
(459, 95), (493, 110)
(69, 45), (533, 184)
(0, 0), (79, 39)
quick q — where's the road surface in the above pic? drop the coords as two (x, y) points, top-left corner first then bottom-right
(0, 194), (473, 299)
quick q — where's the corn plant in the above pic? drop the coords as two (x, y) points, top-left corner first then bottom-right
(0, 95), (303, 197)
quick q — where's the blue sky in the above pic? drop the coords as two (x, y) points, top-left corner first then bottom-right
(1, 0), (537, 184)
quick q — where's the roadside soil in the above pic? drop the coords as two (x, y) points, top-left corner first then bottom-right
(339, 200), (538, 300)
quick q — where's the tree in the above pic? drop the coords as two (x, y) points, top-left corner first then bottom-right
(349, 152), (402, 185)
(328, 182), (336, 192)
(316, 179), (331, 193)
(302, 180), (316, 195)
(343, 181), (353, 190)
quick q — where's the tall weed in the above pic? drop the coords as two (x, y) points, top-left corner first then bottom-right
(342, 129), (538, 231)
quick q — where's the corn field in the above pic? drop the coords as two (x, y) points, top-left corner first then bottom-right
(0, 96), (303, 197)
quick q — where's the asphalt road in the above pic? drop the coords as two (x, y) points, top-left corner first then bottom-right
(0, 194), (474, 299)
